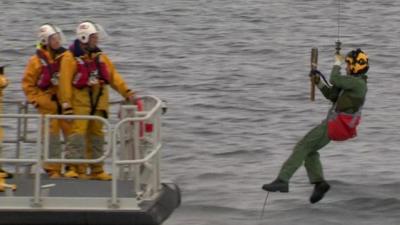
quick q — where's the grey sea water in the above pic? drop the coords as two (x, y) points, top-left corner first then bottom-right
(0, 0), (400, 224)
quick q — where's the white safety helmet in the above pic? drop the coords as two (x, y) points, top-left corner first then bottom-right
(38, 24), (64, 45)
(76, 21), (107, 44)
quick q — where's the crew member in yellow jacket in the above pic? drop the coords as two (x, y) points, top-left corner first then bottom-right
(22, 24), (72, 179)
(0, 65), (17, 191)
(58, 21), (135, 180)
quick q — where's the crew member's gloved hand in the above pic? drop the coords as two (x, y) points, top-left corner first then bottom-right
(310, 71), (325, 89)
(310, 73), (320, 85)
(62, 103), (73, 115)
(124, 89), (136, 104)
(31, 101), (39, 108)
(126, 94), (137, 105)
(334, 54), (344, 66)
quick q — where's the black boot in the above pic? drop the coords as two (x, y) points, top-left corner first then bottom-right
(310, 181), (330, 204)
(262, 178), (289, 193)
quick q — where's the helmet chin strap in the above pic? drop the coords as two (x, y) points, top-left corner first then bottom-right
(85, 45), (98, 53)
(52, 47), (65, 54)
(79, 42), (95, 53)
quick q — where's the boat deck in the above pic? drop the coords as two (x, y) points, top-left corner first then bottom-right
(0, 174), (180, 225)
(1, 174), (137, 198)
(0, 96), (180, 225)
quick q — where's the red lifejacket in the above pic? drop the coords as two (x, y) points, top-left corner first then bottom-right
(36, 51), (61, 90)
(72, 55), (110, 89)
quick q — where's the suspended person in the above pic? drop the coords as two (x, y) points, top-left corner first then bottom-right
(262, 49), (369, 203)
(22, 24), (72, 179)
(58, 21), (136, 180)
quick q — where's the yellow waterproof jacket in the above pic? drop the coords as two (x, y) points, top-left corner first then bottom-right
(0, 88), (3, 140)
(58, 50), (133, 113)
(0, 73), (7, 140)
(22, 48), (66, 115)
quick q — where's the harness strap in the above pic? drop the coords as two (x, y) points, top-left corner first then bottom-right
(36, 50), (53, 74)
(327, 89), (365, 128)
(314, 70), (331, 87)
(89, 54), (105, 116)
(51, 94), (63, 114)
(88, 86), (104, 116)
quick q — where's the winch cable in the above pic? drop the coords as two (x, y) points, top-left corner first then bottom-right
(336, 0), (342, 54)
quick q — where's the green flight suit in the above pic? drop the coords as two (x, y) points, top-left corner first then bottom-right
(278, 65), (368, 183)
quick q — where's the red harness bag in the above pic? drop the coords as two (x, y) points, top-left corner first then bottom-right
(327, 112), (361, 141)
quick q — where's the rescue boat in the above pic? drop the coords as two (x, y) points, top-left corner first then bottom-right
(0, 95), (180, 225)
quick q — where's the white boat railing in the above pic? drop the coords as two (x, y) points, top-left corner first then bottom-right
(0, 95), (164, 209)
(111, 95), (163, 206)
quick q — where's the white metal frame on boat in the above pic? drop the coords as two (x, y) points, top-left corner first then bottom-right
(0, 95), (164, 210)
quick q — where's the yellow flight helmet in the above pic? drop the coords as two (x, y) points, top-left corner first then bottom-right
(345, 48), (369, 75)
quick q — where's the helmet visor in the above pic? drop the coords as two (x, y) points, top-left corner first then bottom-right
(50, 26), (66, 45)
(93, 23), (108, 43)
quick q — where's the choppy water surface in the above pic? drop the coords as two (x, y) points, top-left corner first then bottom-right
(0, 0), (400, 224)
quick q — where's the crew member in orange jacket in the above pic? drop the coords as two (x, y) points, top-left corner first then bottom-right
(58, 21), (135, 180)
(22, 24), (72, 179)
(0, 65), (17, 191)
(0, 65), (15, 182)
